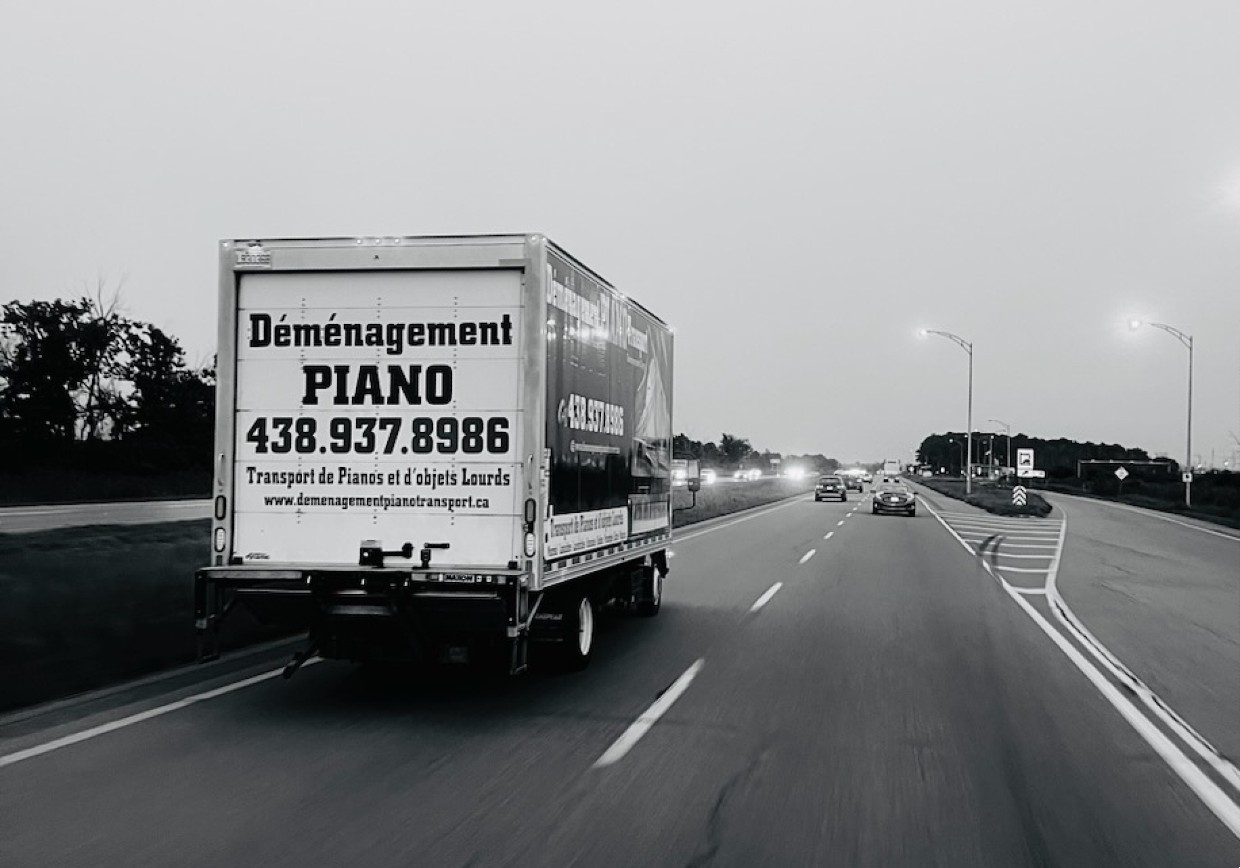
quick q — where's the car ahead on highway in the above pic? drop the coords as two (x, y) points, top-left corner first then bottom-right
(862, 472), (873, 483)
(843, 474), (864, 492)
(872, 482), (915, 516)
(814, 475), (847, 502)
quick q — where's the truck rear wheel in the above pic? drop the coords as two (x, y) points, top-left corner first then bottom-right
(637, 569), (662, 617)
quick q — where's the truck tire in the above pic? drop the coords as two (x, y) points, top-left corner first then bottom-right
(559, 594), (595, 670)
(637, 569), (662, 617)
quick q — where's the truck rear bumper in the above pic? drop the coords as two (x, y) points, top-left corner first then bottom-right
(195, 566), (529, 665)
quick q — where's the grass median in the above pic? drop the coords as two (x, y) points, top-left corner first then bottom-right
(916, 477), (1053, 517)
(673, 476), (815, 527)
(0, 477), (814, 712)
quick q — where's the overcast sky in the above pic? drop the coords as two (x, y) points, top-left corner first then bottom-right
(3, 0), (1238, 465)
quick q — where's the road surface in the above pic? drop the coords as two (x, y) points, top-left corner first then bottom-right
(1, 490), (1237, 866)
(0, 500), (211, 534)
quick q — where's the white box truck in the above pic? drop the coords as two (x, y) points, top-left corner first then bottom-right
(195, 235), (675, 675)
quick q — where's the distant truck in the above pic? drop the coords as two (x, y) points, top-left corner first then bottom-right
(882, 459), (902, 477)
(196, 235), (675, 675)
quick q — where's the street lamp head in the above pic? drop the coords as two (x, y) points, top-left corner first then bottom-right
(917, 328), (929, 338)
(1128, 319), (1143, 331)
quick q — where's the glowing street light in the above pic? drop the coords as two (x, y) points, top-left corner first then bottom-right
(1129, 319), (1195, 507)
(920, 328), (974, 495)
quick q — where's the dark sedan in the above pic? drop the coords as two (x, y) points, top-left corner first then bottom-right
(814, 475), (847, 502)
(872, 482), (916, 516)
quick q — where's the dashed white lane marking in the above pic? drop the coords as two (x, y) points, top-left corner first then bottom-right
(749, 582), (783, 612)
(594, 659), (705, 768)
(0, 659), (322, 770)
(823, 532), (834, 540)
(837, 520), (846, 527)
(799, 549), (816, 565)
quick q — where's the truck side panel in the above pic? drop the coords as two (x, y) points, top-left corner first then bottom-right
(542, 248), (673, 568)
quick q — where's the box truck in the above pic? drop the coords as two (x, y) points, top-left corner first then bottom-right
(195, 235), (674, 675)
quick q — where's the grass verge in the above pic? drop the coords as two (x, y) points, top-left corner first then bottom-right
(673, 477), (816, 526)
(916, 477), (1052, 517)
(0, 520), (286, 714)
(1, 478), (814, 713)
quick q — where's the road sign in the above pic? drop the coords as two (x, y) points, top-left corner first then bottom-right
(1013, 485), (1028, 506)
(1016, 449), (1036, 479)
(1114, 467), (1129, 481)
(1181, 471), (1192, 483)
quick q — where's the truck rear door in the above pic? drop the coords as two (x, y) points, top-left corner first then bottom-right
(230, 268), (524, 567)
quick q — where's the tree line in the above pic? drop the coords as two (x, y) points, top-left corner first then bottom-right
(672, 433), (841, 474)
(0, 294), (215, 476)
(915, 431), (1172, 478)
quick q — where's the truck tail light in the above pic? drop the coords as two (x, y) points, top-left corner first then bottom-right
(214, 495), (227, 521)
(213, 528), (227, 553)
(524, 532), (537, 557)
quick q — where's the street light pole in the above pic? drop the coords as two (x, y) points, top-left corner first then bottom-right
(921, 329), (974, 495)
(1130, 320), (1194, 507)
(949, 438), (965, 475)
(988, 418), (1011, 473)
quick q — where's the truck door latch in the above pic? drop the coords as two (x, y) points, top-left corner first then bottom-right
(420, 542), (451, 568)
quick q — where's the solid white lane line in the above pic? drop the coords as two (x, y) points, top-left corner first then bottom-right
(823, 532), (834, 540)
(749, 582), (783, 612)
(922, 500), (1240, 838)
(674, 496), (809, 543)
(1006, 584), (1240, 839)
(1012, 587), (1048, 595)
(799, 549), (816, 564)
(1045, 503), (1240, 796)
(945, 517), (1063, 526)
(958, 534), (1061, 542)
(594, 659), (705, 768)
(951, 526), (1061, 536)
(957, 528), (1061, 535)
(939, 511), (1060, 523)
(0, 659), (322, 770)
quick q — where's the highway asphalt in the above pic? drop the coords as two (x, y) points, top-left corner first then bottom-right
(0, 499), (211, 534)
(1, 490), (1237, 866)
